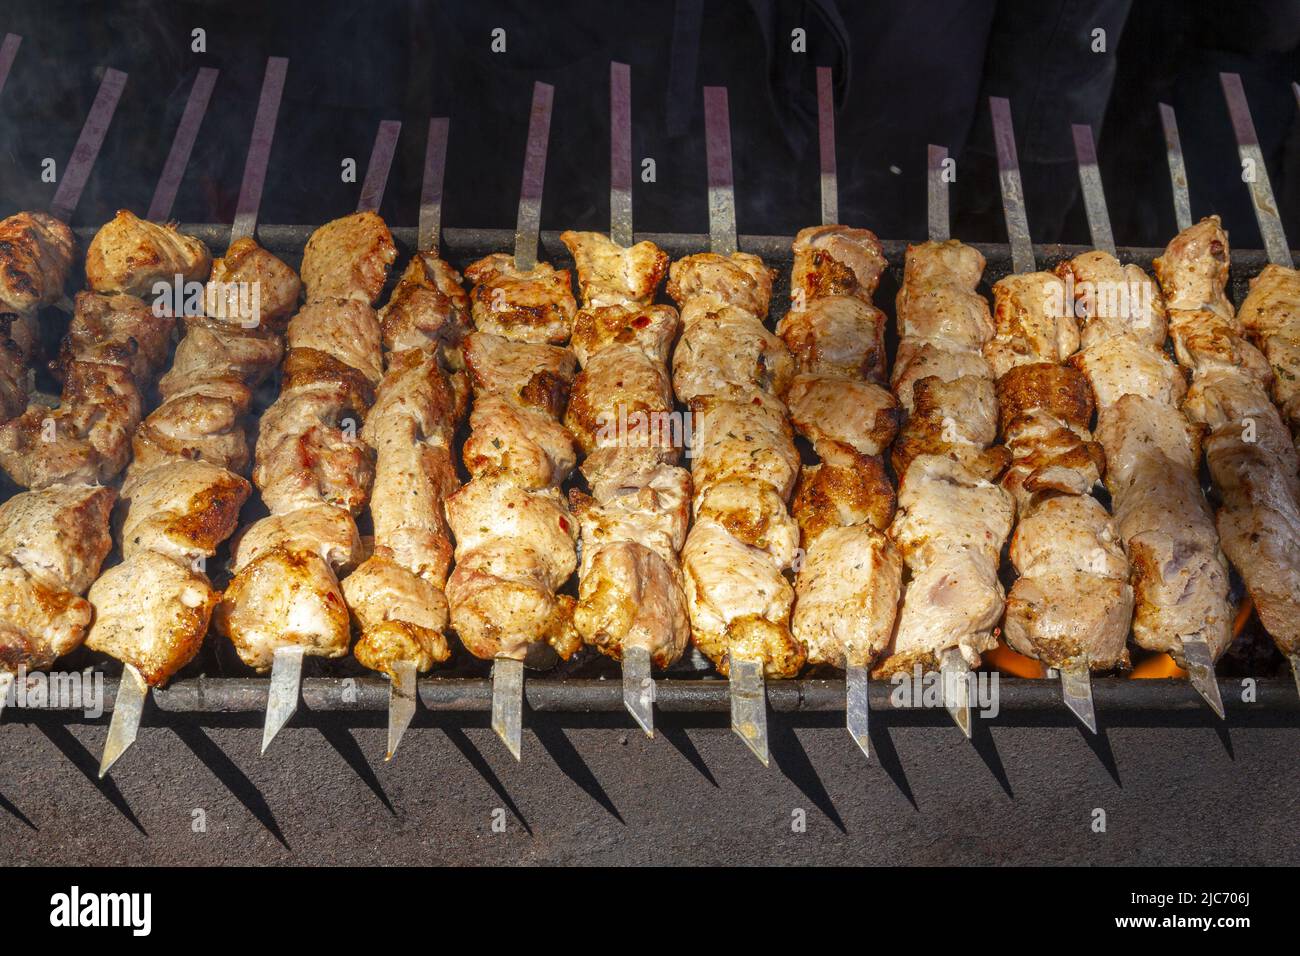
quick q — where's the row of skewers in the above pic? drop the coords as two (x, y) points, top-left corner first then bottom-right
(0, 61), (1297, 774)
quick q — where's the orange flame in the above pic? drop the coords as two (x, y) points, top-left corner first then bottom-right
(1232, 597), (1254, 639)
(1130, 653), (1187, 679)
(984, 639), (1047, 678)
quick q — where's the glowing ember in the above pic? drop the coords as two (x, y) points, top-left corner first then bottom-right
(984, 639), (1047, 679)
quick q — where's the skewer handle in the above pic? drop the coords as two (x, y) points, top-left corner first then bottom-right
(231, 56), (288, 243)
(1158, 103), (1193, 233)
(1220, 72), (1293, 267)
(703, 86), (738, 255)
(816, 66), (838, 226)
(418, 116), (449, 254)
(514, 81), (554, 271)
(50, 67), (128, 223)
(357, 119), (401, 215)
(610, 62), (633, 246)
(1071, 123), (1116, 257)
(147, 66), (218, 223)
(0, 33), (21, 100)
(927, 144), (949, 242)
(989, 96), (1034, 275)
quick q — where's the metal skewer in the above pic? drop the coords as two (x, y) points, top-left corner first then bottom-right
(98, 665), (146, 777)
(231, 56), (287, 244)
(50, 67), (127, 223)
(1157, 104), (1193, 233)
(1159, 95), (1247, 719)
(927, 125), (972, 735)
(814, 64), (869, 758)
(263, 112), (404, 755)
(610, 62), (633, 248)
(513, 81), (553, 272)
(608, 61), (657, 737)
(0, 33), (21, 100)
(991, 97), (1102, 736)
(703, 85), (768, 765)
(418, 116), (449, 254)
(1220, 73), (1293, 268)
(147, 67), (218, 223)
(490, 81), (557, 760)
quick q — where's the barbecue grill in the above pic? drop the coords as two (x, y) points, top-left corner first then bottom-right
(1, 16), (1298, 869)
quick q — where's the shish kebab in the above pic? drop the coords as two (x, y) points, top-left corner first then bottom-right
(342, 117), (473, 759)
(445, 81), (583, 760)
(671, 86), (802, 765)
(0, 71), (144, 718)
(1066, 119), (1234, 716)
(1153, 87), (1300, 698)
(217, 204), (397, 753)
(559, 61), (690, 738)
(94, 61), (300, 774)
(872, 144), (1014, 738)
(778, 66), (902, 758)
(980, 105), (1134, 731)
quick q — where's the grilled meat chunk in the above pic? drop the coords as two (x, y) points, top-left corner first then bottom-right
(300, 211), (396, 305)
(84, 209), (210, 296)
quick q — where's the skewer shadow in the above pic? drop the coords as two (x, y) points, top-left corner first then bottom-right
(1079, 724), (1122, 786)
(442, 724), (532, 834)
(658, 720), (719, 787)
(868, 717), (918, 810)
(769, 715), (846, 833)
(36, 721), (146, 835)
(1211, 720), (1234, 759)
(171, 723), (289, 849)
(0, 788), (37, 831)
(533, 720), (624, 824)
(317, 722), (395, 816)
(970, 718), (1013, 799)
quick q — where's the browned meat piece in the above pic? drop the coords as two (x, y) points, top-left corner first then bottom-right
(84, 209), (210, 296)
(790, 224), (887, 304)
(216, 546), (352, 671)
(0, 362), (143, 488)
(117, 460), (250, 562)
(666, 251), (774, 321)
(463, 331), (577, 418)
(300, 211), (396, 305)
(204, 235), (302, 331)
(566, 345), (675, 456)
(0, 211), (76, 314)
(378, 253), (472, 361)
(777, 294), (886, 382)
(792, 443), (895, 542)
(672, 305), (794, 404)
(287, 298), (384, 385)
(85, 552), (218, 686)
(1239, 262), (1300, 450)
(57, 291), (172, 381)
(785, 373), (900, 458)
(570, 303), (678, 368)
(465, 253), (577, 345)
(560, 230), (669, 306)
(0, 484), (114, 593)
(0, 484), (114, 673)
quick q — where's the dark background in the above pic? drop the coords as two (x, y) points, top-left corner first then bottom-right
(2, 0), (1300, 248)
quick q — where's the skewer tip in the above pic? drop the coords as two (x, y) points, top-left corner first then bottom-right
(1181, 636), (1225, 720)
(491, 657), (525, 761)
(622, 645), (655, 739)
(99, 665), (148, 778)
(729, 656), (770, 767)
(846, 664), (871, 760)
(261, 645), (306, 755)
(940, 648), (973, 739)
(1059, 662), (1098, 734)
(385, 660), (418, 761)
